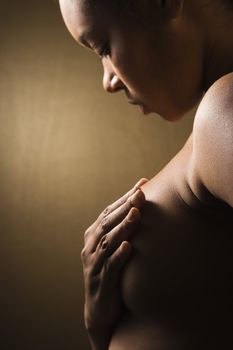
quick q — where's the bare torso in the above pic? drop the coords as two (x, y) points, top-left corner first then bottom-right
(109, 132), (233, 349)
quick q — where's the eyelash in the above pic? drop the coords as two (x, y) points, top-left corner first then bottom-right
(98, 44), (111, 59)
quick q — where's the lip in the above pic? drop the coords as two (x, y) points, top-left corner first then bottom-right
(138, 104), (151, 115)
(127, 99), (140, 105)
(128, 99), (151, 115)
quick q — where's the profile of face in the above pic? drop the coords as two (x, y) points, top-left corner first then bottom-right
(59, 0), (205, 121)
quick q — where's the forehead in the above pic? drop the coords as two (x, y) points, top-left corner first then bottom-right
(59, 0), (116, 42)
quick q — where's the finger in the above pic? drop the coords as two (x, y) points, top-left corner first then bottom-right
(84, 188), (136, 241)
(107, 178), (148, 214)
(103, 207), (141, 256)
(87, 189), (145, 252)
(85, 178), (148, 238)
(104, 189), (145, 231)
(134, 177), (149, 189)
(90, 208), (140, 276)
(104, 241), (132, 283)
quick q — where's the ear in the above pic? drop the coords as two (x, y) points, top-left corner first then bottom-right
(159, 0), (185, 19)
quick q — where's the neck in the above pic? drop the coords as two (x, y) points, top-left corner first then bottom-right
(190, 0), (233, 91)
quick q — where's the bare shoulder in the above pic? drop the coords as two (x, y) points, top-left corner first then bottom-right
(191, 72), (233, 207)
(195, 72), (233, 123)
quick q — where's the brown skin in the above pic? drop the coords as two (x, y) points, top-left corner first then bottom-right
(81, 178), (148, 350)
(113, 131), (233, 350)
(59, 0), (204, 120)
(59, 0), (233, 349)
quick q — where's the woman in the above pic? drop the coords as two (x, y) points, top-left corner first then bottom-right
(59, 1), (233, 349)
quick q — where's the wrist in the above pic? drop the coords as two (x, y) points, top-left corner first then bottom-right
(88, 333), (110, 350)
(85, 315), (114, 350)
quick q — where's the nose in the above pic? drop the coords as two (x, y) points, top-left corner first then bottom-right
(102, 61), (124, 93)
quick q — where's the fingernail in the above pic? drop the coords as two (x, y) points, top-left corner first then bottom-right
(127, 207), (140, 222)
(134, 178), (148, 189)
(130, 189), (145, 207)
(121, 241), (131, 253)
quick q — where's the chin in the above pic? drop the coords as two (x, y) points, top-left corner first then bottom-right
(152, 110), (180, 122)
(166, 114), (185, 122)
(159, 106), (190, 122)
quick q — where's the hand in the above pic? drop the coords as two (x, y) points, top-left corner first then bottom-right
(81, 178), (148, 350)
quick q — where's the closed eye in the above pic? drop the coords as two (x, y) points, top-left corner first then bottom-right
(79, 32), (111, 59)
(98, 43), (111, 59)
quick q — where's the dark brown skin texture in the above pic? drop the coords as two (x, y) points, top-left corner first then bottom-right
(59, 0), (233, 349)
(112, 132), (233, 350)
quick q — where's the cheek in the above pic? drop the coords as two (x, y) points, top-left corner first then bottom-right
(122, 39), (167, 92)
(113, 48), (155, 93)
(111, 32), (184, 112)
(110, 31), (152, 89)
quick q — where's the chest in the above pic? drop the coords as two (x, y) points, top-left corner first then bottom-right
(121, 188), (233, 321)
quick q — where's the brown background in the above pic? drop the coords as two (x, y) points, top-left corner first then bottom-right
(0, 1), (195, 349)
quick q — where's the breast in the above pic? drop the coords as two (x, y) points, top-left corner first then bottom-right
(112, 137), (233, 349)
(120, 178), (233, 325)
